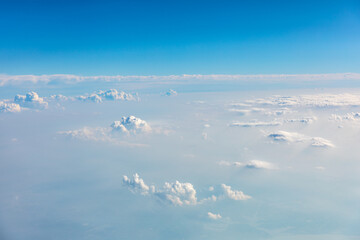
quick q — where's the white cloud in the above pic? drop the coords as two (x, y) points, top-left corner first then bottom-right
(230, 120), (282, 127)
(208, 212), (222, 220)
(248, 94), (360, 108)
(268, 131), (334, 148)
(76, 89), (137, 103)
(48, 94), (68, 101)
(123, 173), (198, 206)
(0, 101), (21, 113)
(111, 116), (152, 134)
(284, 117), (317, 124)
(219, 160), (276, 170)
(329, 113), (360, 122)
(58, 126), (147, 147)
(123, 173), (152, 195)
(14, 91), (48, 109)
(221, 184), (251, 201)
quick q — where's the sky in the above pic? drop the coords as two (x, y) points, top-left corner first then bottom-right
(0, 0), (360, 75)
(1, 1), (360, 240)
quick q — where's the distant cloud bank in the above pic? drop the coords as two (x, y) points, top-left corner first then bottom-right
(1, 73), (360, 86)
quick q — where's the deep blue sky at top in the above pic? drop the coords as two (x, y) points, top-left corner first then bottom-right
(0, 0), (359, 75)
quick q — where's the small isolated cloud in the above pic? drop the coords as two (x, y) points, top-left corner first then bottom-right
(268, 131), (334, 148)
(221, 184), (251, 201)
(283, 117), (317, 124)
(111, 116), (152, 134)
(164, 89), (178, 96)
(208, 212), (222, 220)
(0, 101), (21, 113)
(220, 160), (276, 170)
(14, 91), (48, 109)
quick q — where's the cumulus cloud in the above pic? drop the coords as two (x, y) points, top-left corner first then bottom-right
(48, 94), (68, 101)
(221, 184), (251, 201)
(123, 174), (251, 206)
(123, 173), (153, 195)
(14, 91), (48, 109)
(208, 212), (222, 220)
(77, 89), (137, 103)
(123, 173), (197, 206)
(268, 131), (334, 148)
(111, 116), (152, 134)
(0, 101), (21, 113)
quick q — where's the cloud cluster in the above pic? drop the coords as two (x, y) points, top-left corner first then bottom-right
(329, 112), (360, 122)
(14, 91), (48, 109)
(230, 117), (317, 128)
(111, 116), (152, 134)
(77, 89), (137, 103)
(268, 131), (334, 148)
(0, 101), (21, 113)
(123, 173), (251, 206)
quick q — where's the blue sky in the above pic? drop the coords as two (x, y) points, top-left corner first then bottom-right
(1, 0), (359, 75)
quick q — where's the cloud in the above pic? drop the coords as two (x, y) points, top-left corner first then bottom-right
(208, 212), (222, 220)
(329, 113), (360, 122)
(219, 160), (276, 170)
(268, 131), (334, 148)
(230, 120), (282, 127)
(58, 126), (147, 147)
(123, 174), (251, 206)
(248, 94), (360, 108)
(111, 116), (152, 134)
(48, 94), (68, 101)
(1, 73), (360, 86)
(221, 184), (251, 201)
(283, 117), (317, 124)
(76, 89), (138, 103)
(123, 173), (197, 206)
(123, 173), (153, 195)
(0, 101), (21, 113)
(14, 91), (48, 109)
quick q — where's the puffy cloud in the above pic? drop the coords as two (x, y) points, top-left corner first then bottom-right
(221, 184), (251, 201)
(97, 89), (137, 101)
(268, 131), (334, 148)
(0, 101), (21, 113)
(123, 173), (197, 206)
(208, 212), (222, 220)
(123, 173), (152, 195)
(76, 89), (137, 103)
(14, 91), (48, 109)
(111, 116), (152, 134)
(156, 181), (197, 206)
